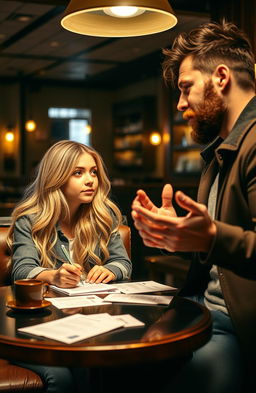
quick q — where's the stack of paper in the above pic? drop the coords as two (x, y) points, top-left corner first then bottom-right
(50, 280), (176, 297)
(18, 313), (144, 344)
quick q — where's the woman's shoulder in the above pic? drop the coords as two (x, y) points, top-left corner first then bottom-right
(12, 215), (34, 238)
(15, 214), (34, 228)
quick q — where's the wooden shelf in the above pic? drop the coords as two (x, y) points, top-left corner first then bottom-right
(170, 93), (203, 180)
(112, 96), (157, 171)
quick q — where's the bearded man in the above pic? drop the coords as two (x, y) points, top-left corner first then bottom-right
(132, 21), (256, 393)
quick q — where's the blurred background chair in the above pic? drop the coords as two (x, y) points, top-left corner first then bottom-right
(145, 253), (190, 288)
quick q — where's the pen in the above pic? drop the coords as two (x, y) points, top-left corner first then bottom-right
(61, 244), (84, 285)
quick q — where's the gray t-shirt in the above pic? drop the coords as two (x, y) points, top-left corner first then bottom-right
(204, 173), (228, 315)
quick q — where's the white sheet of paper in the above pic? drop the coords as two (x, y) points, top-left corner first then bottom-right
(50, 282), (119, 296)
(18, 313), (124, 344)
(68, 312), (145, 328)
(45, 295), (111, 309)
(114, 281), (176, 294)
(103, 294), (173, 305)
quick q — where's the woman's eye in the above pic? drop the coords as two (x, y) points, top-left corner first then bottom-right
(91, 169), (98, 176)
(73, 170), (82, 176)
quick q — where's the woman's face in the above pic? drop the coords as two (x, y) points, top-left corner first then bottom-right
(62, 152), (99, 212)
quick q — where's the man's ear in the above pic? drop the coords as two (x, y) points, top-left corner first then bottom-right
(212, 64), (230, 92)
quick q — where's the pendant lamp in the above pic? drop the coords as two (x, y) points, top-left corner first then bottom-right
(61, 0), (177, 37)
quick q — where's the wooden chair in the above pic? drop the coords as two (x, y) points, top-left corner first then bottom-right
(0, 226), (12, 286)
(0, 224), (131, 393)
(118, 224), (131, 259)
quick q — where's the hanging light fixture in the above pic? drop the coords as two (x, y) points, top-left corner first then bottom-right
(61, 0), (177, 37)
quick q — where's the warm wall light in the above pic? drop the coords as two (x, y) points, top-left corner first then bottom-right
(61, 0), (177, 37)
(150, 131), (162, 146)
(25, 120), (37, 132)
(5, 131), (15, 142)
(85, 124), (92, 134)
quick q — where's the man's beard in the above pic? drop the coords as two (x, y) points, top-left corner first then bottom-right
(184, 80), (226, 145)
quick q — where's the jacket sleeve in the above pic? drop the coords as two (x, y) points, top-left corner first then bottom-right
(203, 220), (256, 277)
(11, 216), (48, 282)
(200, 143), (256, 278)
(103, 230), (132, 281)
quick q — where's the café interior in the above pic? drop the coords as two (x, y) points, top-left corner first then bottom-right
(1, 0), (254, 276)
(0, 0), (255, 392)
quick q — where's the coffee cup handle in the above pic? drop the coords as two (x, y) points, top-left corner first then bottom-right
(43, 282), (49, 297)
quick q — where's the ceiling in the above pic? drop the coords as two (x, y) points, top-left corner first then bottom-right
(0, 1), (210, 89)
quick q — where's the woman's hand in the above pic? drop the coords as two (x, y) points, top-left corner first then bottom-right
(53, 263), (83, 287)
(86, 266), (116, 284)
(37, 263), (83, 288)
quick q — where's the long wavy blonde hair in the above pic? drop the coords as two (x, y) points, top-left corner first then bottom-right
(7, 140), (122, 270)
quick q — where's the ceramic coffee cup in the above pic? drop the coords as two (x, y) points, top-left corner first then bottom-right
(14, 279), (48, 307)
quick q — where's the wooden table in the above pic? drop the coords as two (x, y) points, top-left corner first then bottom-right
(0, 286), (212, 369)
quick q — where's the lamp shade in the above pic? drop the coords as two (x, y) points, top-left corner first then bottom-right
(61, 0), (177, 37)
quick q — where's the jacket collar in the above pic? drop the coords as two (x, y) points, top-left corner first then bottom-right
(201, 96), (256, 164)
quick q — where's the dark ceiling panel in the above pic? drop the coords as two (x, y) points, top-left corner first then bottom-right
(43, 60), (116, 80)
(0, 0), (210, 87)
(0, 55), (53, 76)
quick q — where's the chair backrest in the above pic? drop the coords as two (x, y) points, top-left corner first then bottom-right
(118, 224), (131, 259)
(0, 224), (131, 286)
(0, 226), (11, 286)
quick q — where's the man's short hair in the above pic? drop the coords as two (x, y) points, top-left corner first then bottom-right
(162, 20), (255, 91)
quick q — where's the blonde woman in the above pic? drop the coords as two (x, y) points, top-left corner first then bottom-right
(9, 140), (131, 287)
(8, 140), (132, 393)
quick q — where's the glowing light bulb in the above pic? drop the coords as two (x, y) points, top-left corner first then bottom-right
(104, 6), (145, 18)
(150, 132), (162, 146)
(5, 131), (14, 142)
(25, 120), (36, 132)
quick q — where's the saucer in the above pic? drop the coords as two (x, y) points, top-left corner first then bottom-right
(6, 299), (52, 311)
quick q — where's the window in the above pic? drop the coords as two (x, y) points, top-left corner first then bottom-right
(69, 119), (90, 145)
(48, 107), (90, 119)
(48, 107), (91, 146)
